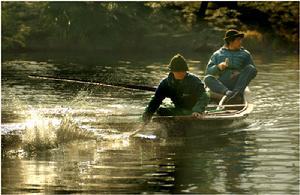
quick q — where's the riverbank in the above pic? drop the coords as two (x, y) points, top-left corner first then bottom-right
(2, 2), (298, 55)
(3, 28), (298, 59)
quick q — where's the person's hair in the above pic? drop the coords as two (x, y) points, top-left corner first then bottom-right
(224, 37), (236, 45)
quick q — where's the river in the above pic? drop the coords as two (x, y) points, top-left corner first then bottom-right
(1, 51), (299, 194)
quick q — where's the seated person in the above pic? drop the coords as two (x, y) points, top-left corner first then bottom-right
(204, 29), (257, 102)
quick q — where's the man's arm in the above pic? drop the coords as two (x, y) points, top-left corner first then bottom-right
(192, 92), (209, 114)
(206, 54), (227, 75)
(191, 82), (209, 113)
(244, 50), (256, 67)
(248, 54), (255, 67)
(206, 55), (220, 75)
(142, 80), (166, 123)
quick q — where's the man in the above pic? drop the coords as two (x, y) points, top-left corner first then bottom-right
(142, 54), (209, 124)
(204, 29), (257, 102)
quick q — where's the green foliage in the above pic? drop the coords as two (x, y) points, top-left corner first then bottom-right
(239, 2), (299, 43)
(205, 7), (242, 30)
(2, 2), (50, 50)
(145, 2), (202, 31)
(2, 1), (298, 52)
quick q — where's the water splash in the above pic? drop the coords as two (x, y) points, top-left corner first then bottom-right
(22, 109), (57, 152)
(21, 108), (97, 152)
(2, 89), (153, 154)
(56, 113), (95, 144)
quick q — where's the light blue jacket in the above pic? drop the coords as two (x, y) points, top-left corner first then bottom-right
(205, 47), (255, 77)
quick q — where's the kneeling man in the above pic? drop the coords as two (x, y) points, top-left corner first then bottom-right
(142, 54), (209, 123)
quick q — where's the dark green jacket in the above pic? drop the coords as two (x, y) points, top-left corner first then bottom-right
(145, 72), (209, 115)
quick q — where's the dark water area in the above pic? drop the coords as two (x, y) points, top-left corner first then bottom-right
(1, 51), (299, 194)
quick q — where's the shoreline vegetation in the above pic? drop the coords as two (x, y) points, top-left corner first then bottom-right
(2, 2), (299, 55)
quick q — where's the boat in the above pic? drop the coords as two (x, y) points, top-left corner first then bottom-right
(28, 75), (253, 132)
(151, 88), (253, 131)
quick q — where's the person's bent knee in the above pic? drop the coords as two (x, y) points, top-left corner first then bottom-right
(204, 75), (217, 85)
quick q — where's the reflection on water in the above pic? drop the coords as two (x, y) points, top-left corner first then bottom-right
(2, 131), (254, 194)
(1, 53), (299, 194)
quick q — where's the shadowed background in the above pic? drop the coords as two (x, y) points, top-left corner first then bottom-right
(1, 1), (299, 194)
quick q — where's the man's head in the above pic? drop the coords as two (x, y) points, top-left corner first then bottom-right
(168, 54), (188, 80)
(224, 29), (244, 50)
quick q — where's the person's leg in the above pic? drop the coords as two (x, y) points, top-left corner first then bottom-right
(224, 65), (257, 103)
(204, 75), (228, 95)
(204, 69), (236, 94)
(233, 65), (257, 94)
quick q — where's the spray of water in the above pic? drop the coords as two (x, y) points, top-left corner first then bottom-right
(3, 88), (156, 154)
(21, 108), (96, 152)
(2, 90), (96, 152)
(56, 113), (95, 144)
(22, 110), (57, 152)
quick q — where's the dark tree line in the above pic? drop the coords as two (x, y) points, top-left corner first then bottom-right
(2, 1), (299, 53)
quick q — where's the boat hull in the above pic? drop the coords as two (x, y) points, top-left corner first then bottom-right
(151, 88), (253, 132)
(152, 113), (250, 134)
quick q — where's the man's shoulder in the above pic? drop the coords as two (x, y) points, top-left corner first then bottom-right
(159, 74), (175, 86)
(155, 77), (170, 92)
(187, 72), (198, 78)
(159, 76), (169, 85)
(186, 73), (203, 83)
(240, 47), (252, 55)
(212, 47), (226, 56)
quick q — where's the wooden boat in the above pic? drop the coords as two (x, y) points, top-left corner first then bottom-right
(151, 88), (253, 131)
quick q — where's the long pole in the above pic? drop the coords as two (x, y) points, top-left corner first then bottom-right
(28, 75), (157, 92)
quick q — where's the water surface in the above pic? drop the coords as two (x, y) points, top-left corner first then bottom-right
(1, 52), (299, 194)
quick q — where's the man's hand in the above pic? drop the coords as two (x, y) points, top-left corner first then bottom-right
(217, 62), (228, 71)
(192, 112), (204, 118)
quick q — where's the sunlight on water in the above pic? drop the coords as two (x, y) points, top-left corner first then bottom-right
(3, 89), (148, 154)
(56, 113), (96, 144)
(2, 90), (101, 153)
(22, 109), (96, 152)
(98, 135), (131, 150)
(2, 55), (299, 194)
(22, 109), (58, 151)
